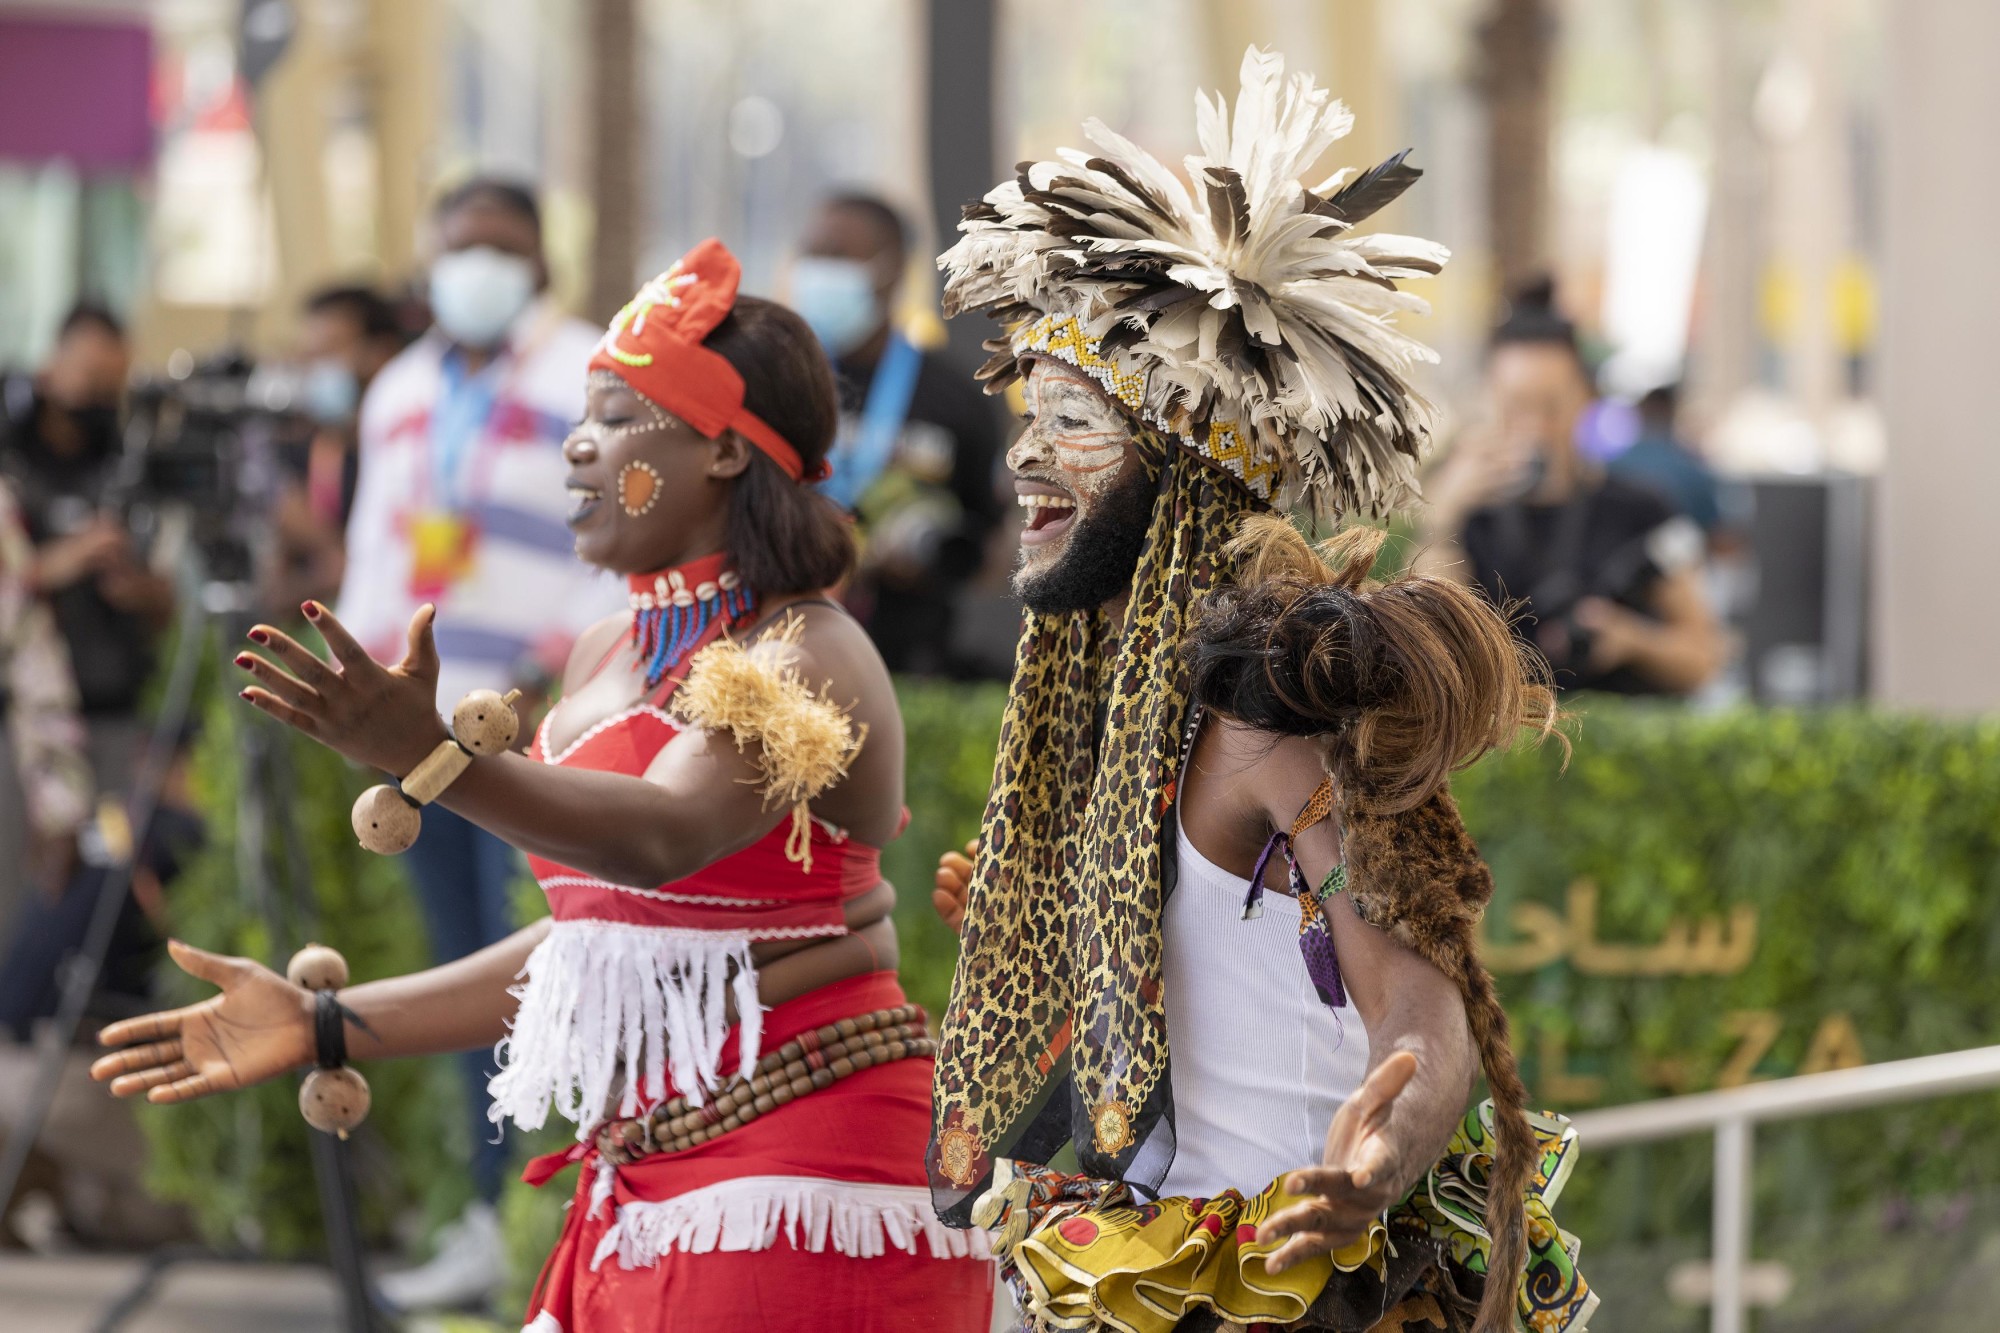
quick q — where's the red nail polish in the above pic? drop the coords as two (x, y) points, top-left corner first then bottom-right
(302, 601), (321, 619)
(248, 628), (270, 644)
(234, 653), (253, 668)
(238, 689), (253, 700)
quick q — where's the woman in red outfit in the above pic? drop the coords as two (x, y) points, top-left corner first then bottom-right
(90, 241), (994, 1332)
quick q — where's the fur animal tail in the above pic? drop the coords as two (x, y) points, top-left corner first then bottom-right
(1464, 955), (1534, 1333)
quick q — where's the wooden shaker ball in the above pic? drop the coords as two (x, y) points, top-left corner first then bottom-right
(286, 943), (349, 991)
(300, 1067), (372, 1138)
(352, 785), (421, 854)
(453, 688), (522, 756)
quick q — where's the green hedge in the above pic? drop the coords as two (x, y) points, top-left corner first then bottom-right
(153, 683), (2000, 1327)
(885, 689), (2000, 1328)
(1453, 702), (2000, 1330)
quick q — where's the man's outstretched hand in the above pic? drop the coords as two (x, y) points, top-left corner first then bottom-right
(1255, 1050), (1419, 1274)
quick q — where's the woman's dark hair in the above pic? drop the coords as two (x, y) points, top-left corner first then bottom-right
(705, 295), (855, 594)
(1189, 517), (1563, 811)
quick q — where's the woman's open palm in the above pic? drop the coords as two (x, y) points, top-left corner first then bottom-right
(91, 940), (313, 1104)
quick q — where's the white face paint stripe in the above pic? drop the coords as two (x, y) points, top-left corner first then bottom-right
(1024, 368), (1134, 487)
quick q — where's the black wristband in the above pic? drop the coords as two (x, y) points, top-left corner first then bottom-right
(314, 988), (349, 1069)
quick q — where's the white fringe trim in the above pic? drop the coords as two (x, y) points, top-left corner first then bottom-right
(489, 918), (764, 1133)
(521, 1313), (563, 1333)
(589, 1175), (995, 1271)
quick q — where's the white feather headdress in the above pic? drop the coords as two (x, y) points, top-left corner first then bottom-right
(940, 46), (1449, 518)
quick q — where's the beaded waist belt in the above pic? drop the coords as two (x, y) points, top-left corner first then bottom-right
(593, 1004), (934, 1165)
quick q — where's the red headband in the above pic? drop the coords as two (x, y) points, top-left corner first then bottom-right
(590, 238), (827, 483)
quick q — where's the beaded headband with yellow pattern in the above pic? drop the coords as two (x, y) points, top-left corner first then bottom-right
(940, 46), (1449, 519)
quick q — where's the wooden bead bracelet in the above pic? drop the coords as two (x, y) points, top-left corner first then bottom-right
(288, 943), (372, 1139)
(351, 688), (521, 854)
(594, 1005), (933, 1164)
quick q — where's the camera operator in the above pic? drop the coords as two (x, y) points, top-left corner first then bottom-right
(264, 285), (407, 611)
(1414, 282), (1726, 696)
(0, 304), (174, 885)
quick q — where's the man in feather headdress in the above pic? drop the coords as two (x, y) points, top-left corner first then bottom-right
(926, 49), (1595, 1333)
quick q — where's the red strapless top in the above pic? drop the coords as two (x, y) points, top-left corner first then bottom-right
(526, 703), (885, 940)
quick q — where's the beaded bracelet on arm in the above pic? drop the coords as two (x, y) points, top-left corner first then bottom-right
(351, 688), (522, 855)
(287, 943), (373, 1139)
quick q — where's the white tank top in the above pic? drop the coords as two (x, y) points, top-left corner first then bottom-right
(1154, 810), (1370, 1199)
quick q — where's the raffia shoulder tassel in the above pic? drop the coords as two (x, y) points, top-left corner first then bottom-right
(674, 615), (866, 873)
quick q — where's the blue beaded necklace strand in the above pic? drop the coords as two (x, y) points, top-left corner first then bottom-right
(627, 561), (756, 691)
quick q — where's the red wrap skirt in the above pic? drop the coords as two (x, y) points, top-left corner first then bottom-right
(521, 972), (994, 1332)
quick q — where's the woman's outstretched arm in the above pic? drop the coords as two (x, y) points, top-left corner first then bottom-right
(91, 920), (549, 1104)
(234, 601), (885, 888)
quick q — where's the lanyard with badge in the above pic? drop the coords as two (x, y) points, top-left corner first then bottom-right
(818, 331), (923, 512)
(406, 321), (547, 600)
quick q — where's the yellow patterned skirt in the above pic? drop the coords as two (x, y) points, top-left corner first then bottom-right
(979, 1103), (1597, 1333)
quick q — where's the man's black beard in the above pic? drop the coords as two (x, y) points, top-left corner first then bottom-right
(1014, 466), (1156, 616)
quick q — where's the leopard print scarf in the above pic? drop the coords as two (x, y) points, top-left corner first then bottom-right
(930, 437), (1259, 1221)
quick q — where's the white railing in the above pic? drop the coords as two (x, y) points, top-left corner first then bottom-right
(1568, 1044), (2000, 1333)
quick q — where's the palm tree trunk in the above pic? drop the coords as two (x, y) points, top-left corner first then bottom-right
(585, 0), (642, 324)
(1478, 0), (1557, 297)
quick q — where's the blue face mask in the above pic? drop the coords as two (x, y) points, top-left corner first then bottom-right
(301, 359), (360, 423)
(789, 256), (881, 356)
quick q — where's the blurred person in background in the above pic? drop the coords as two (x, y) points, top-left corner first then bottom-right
(0, 721), (201, 1044)
(333, 176), (620, 1310)
(1609, 382), (1734, 546)
(1414, 282), (1727, 696)
(0, 304), (175, 899)
(792, 192), (1004, 677)
(264, 285), (407, 611)
(0, 477), (92, 927)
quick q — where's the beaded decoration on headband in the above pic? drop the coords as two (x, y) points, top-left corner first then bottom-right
(591, 238), (826, 483)
(627, 554), (756, 691)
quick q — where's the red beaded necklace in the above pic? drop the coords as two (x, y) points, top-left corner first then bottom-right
(626, 551), (756, 691)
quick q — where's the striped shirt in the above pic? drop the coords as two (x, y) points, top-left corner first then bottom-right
(337, 300), (622, 705)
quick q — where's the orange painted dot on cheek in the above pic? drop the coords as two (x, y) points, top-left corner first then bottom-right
(618, 461), (662, 516)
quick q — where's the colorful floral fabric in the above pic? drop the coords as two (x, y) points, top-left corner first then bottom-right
(1402, 1103), (1596, 1333)
(978, 1101), (1596, 1333)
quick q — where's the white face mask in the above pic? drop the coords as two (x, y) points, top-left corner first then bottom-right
(429, 246), (537, 349)
(789, 255), (881, 356)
